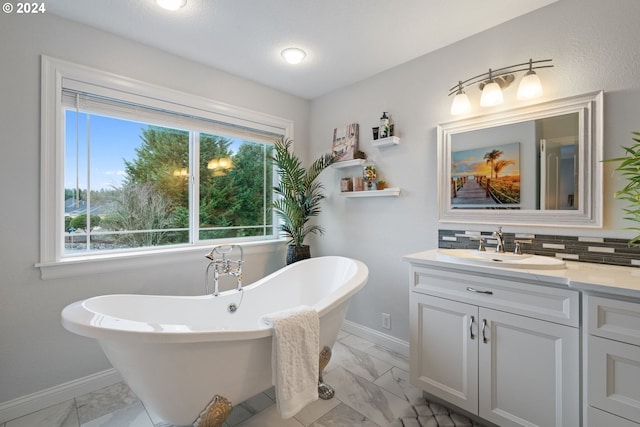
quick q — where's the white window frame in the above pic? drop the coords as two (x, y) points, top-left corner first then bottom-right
(38, 56), (292, 279)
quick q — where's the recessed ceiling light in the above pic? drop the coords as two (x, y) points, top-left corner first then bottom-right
(281, 48), (307, 65)
(156, 0), (187, 11)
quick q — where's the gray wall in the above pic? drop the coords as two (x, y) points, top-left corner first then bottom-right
(0, 13), (310, 404)
(309, 0), (640, 341)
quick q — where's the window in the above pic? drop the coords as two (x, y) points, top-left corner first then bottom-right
(40, 56), (292, 271)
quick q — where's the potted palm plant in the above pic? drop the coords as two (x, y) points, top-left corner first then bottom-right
(270, 138), (335, 264)
(608, 131), (640, 246)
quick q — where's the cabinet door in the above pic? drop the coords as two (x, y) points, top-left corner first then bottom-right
(588, 335), (640, 423)
(410, 293), (478, 414)
(478, 308), (579, 427)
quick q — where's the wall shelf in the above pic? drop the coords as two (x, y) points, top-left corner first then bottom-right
(332, 158), (365, 169)
(340, 187), (401, 198)
(370, 136), (400, 147)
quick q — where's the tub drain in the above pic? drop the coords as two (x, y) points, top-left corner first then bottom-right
(228, 303), (238, 313)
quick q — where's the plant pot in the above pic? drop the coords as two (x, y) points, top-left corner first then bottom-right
(286, 244), (311, 265)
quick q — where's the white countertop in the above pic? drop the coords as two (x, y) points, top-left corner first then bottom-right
(403, 249), (640, 299)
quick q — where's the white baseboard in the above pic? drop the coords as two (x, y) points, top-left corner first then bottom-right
(341, 320), (409, 358)
(0, 369), (122, 424)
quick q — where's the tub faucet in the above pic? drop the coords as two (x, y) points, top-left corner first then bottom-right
(492, 226), (505, 253)
(205, 244), (244, 296)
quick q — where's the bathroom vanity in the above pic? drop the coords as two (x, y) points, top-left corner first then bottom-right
(404, 249), (640, 427)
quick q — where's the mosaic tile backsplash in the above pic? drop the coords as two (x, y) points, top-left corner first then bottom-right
(438, 229), (640, 268)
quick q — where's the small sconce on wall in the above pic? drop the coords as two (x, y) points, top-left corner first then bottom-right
(173, 168), (189, 177)
(449, 58), (553, 115)
(207, 157), (233, 176)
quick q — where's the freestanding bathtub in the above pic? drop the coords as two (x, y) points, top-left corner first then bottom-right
(61, 256), (368, 426)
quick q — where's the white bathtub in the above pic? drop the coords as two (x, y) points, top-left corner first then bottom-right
(61, 256), (368, 426)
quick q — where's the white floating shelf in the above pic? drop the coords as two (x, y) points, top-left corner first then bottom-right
(332, 158), (366, 169)
(370, 136), (400, 147)
(340, 187), (401, 198)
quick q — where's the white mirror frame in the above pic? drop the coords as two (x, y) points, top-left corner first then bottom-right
(437, 91), (603, 228)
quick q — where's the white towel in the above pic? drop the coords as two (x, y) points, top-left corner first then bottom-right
(260, 305), (319, 419)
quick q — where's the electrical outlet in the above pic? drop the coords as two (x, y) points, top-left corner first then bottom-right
(382, 313), (391, 329)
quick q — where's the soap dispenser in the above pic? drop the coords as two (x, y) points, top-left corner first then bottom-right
(380, 112), (390, 138)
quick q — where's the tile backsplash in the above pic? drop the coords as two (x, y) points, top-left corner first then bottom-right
(438, 229), (640, 268)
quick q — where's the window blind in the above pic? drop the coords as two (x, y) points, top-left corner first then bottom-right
(61, 80), (283, 144)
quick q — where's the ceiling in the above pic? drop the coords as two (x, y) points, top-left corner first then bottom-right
(46, 0), (558, 99)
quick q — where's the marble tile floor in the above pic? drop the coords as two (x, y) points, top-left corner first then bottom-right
(3, 331), (484, 427)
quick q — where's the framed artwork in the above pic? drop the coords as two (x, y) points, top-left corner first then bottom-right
(451, 142), (520, 207)
(332, 123), (359, 161)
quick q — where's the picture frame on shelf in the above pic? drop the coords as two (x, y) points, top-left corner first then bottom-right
(332, 123), (359, 162)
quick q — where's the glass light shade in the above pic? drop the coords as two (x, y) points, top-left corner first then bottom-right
(480, 81), (503, 107)
(281, 48), (306, 64)
(450, 91), (471, 115)
(207, 158), (232, 170)
(517, 71), (543, 100)
(156, 0), (186, 10)
(218, 158), (231, 169)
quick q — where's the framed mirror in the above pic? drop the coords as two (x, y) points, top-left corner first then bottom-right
(437, 91), (603, 227)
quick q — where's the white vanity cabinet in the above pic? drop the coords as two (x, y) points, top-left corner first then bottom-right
(584, 294), (640, 426)
(409, 264), (580, 427)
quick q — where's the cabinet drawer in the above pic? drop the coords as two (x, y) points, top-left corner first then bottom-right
(586, 295), (640, 345)
(411, 266), (579, 327)
(587, 406), (639, 427)
(587, 335), (640, 423)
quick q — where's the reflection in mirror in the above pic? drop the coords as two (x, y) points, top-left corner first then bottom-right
(539, 113), (579, 210)
(450, 113), (578, 210)
(437, 91), (603, 228)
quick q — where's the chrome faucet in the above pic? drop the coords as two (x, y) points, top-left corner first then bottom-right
(492, 226), (505, 253)
(469, 235), (486, 251)
(204, 244), (244, 296)
(514, 239), (533, 255)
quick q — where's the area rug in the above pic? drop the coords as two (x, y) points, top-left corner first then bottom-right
(398, 397), (485, 427)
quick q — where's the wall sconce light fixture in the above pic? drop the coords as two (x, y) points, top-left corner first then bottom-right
(207, 157), (233, 176)
(449, 58), (553, 115)
(173, 168), (189, 177)
(450, 82), (471, 116)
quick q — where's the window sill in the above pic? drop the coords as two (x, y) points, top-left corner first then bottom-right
(36, 239), (288, 280)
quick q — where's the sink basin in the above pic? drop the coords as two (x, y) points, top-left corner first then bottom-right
(436, 249), (566, 270)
